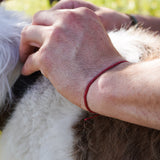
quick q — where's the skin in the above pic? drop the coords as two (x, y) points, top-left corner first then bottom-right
(20, 0), (160, 130)
(88, 60), (160, 130)
(20, 6), (123, 107)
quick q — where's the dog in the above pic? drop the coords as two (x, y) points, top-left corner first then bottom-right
(0, 6), (160, 160)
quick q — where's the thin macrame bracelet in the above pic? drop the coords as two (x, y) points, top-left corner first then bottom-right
(84, 60), (128, 113)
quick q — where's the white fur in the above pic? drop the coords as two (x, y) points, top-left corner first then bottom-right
(0, 77), (82, 160)
(0, 6), (160, 160)
(0, 7), (28, 107)
(109, 28), (160, 62)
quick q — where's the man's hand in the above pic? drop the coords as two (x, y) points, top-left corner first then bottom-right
(20, 7), (123, 109)
(51, 0), (130, 31)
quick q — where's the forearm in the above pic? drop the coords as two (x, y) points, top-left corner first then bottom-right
(87, 59), (160, 130)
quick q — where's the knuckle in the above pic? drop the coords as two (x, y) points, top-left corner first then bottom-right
(79, 7), (94, 16)
(64, 10), (77, 20)
(49, 26), (64, 40)
(65, 7), (96, 23)
(21, 25), (30, 38)
(32, 10), (42, 20)
(62, 10), (80, 26)
(32, 10), (45, 24)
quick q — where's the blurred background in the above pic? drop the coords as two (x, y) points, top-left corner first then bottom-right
(2, 0), (160, 17)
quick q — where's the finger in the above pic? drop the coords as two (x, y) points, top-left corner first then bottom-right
(32, 9), (67, 26)
(32, 10), (54, 25)
(32, 0), (98, 25)
(52, 0), (98, 11)
(21, 51), (40, 76)
(20, 25), (48, 63)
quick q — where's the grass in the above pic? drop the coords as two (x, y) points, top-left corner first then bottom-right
(3, 0), (50, 15)
(86, 0), (160, 16)
(3, 0), (160, 16)
(89, 0), (160, 16)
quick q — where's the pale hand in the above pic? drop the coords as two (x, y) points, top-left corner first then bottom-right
(20, 7), (124, 109)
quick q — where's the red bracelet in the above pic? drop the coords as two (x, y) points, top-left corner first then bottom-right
(84, 60), (128, 113)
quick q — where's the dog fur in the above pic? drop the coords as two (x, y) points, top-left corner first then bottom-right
(0, 6), (160, 160)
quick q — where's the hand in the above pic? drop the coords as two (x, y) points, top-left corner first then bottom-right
(20, 7), (124, 109)
(51, 0), (130, 31)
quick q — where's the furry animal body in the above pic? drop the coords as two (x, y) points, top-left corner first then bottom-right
(0, 6), (160, 160)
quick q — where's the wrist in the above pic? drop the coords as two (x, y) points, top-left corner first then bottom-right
(81, 60), (130, 113)
(126, 14), (138, 27)
(132, 15), (160, 33)
(96, 7), (130, 31)
(119, 13), (131, 28)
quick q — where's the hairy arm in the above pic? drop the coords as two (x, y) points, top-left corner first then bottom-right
(86, 59), (160, 130)
(20, 2), (160, 130)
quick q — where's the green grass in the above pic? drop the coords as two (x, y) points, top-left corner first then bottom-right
(4, 0), (50, 15)
(3, 0), (160, 16)
(86, 0), (160, 16)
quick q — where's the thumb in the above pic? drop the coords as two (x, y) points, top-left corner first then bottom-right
(21, 51), (40, 76)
